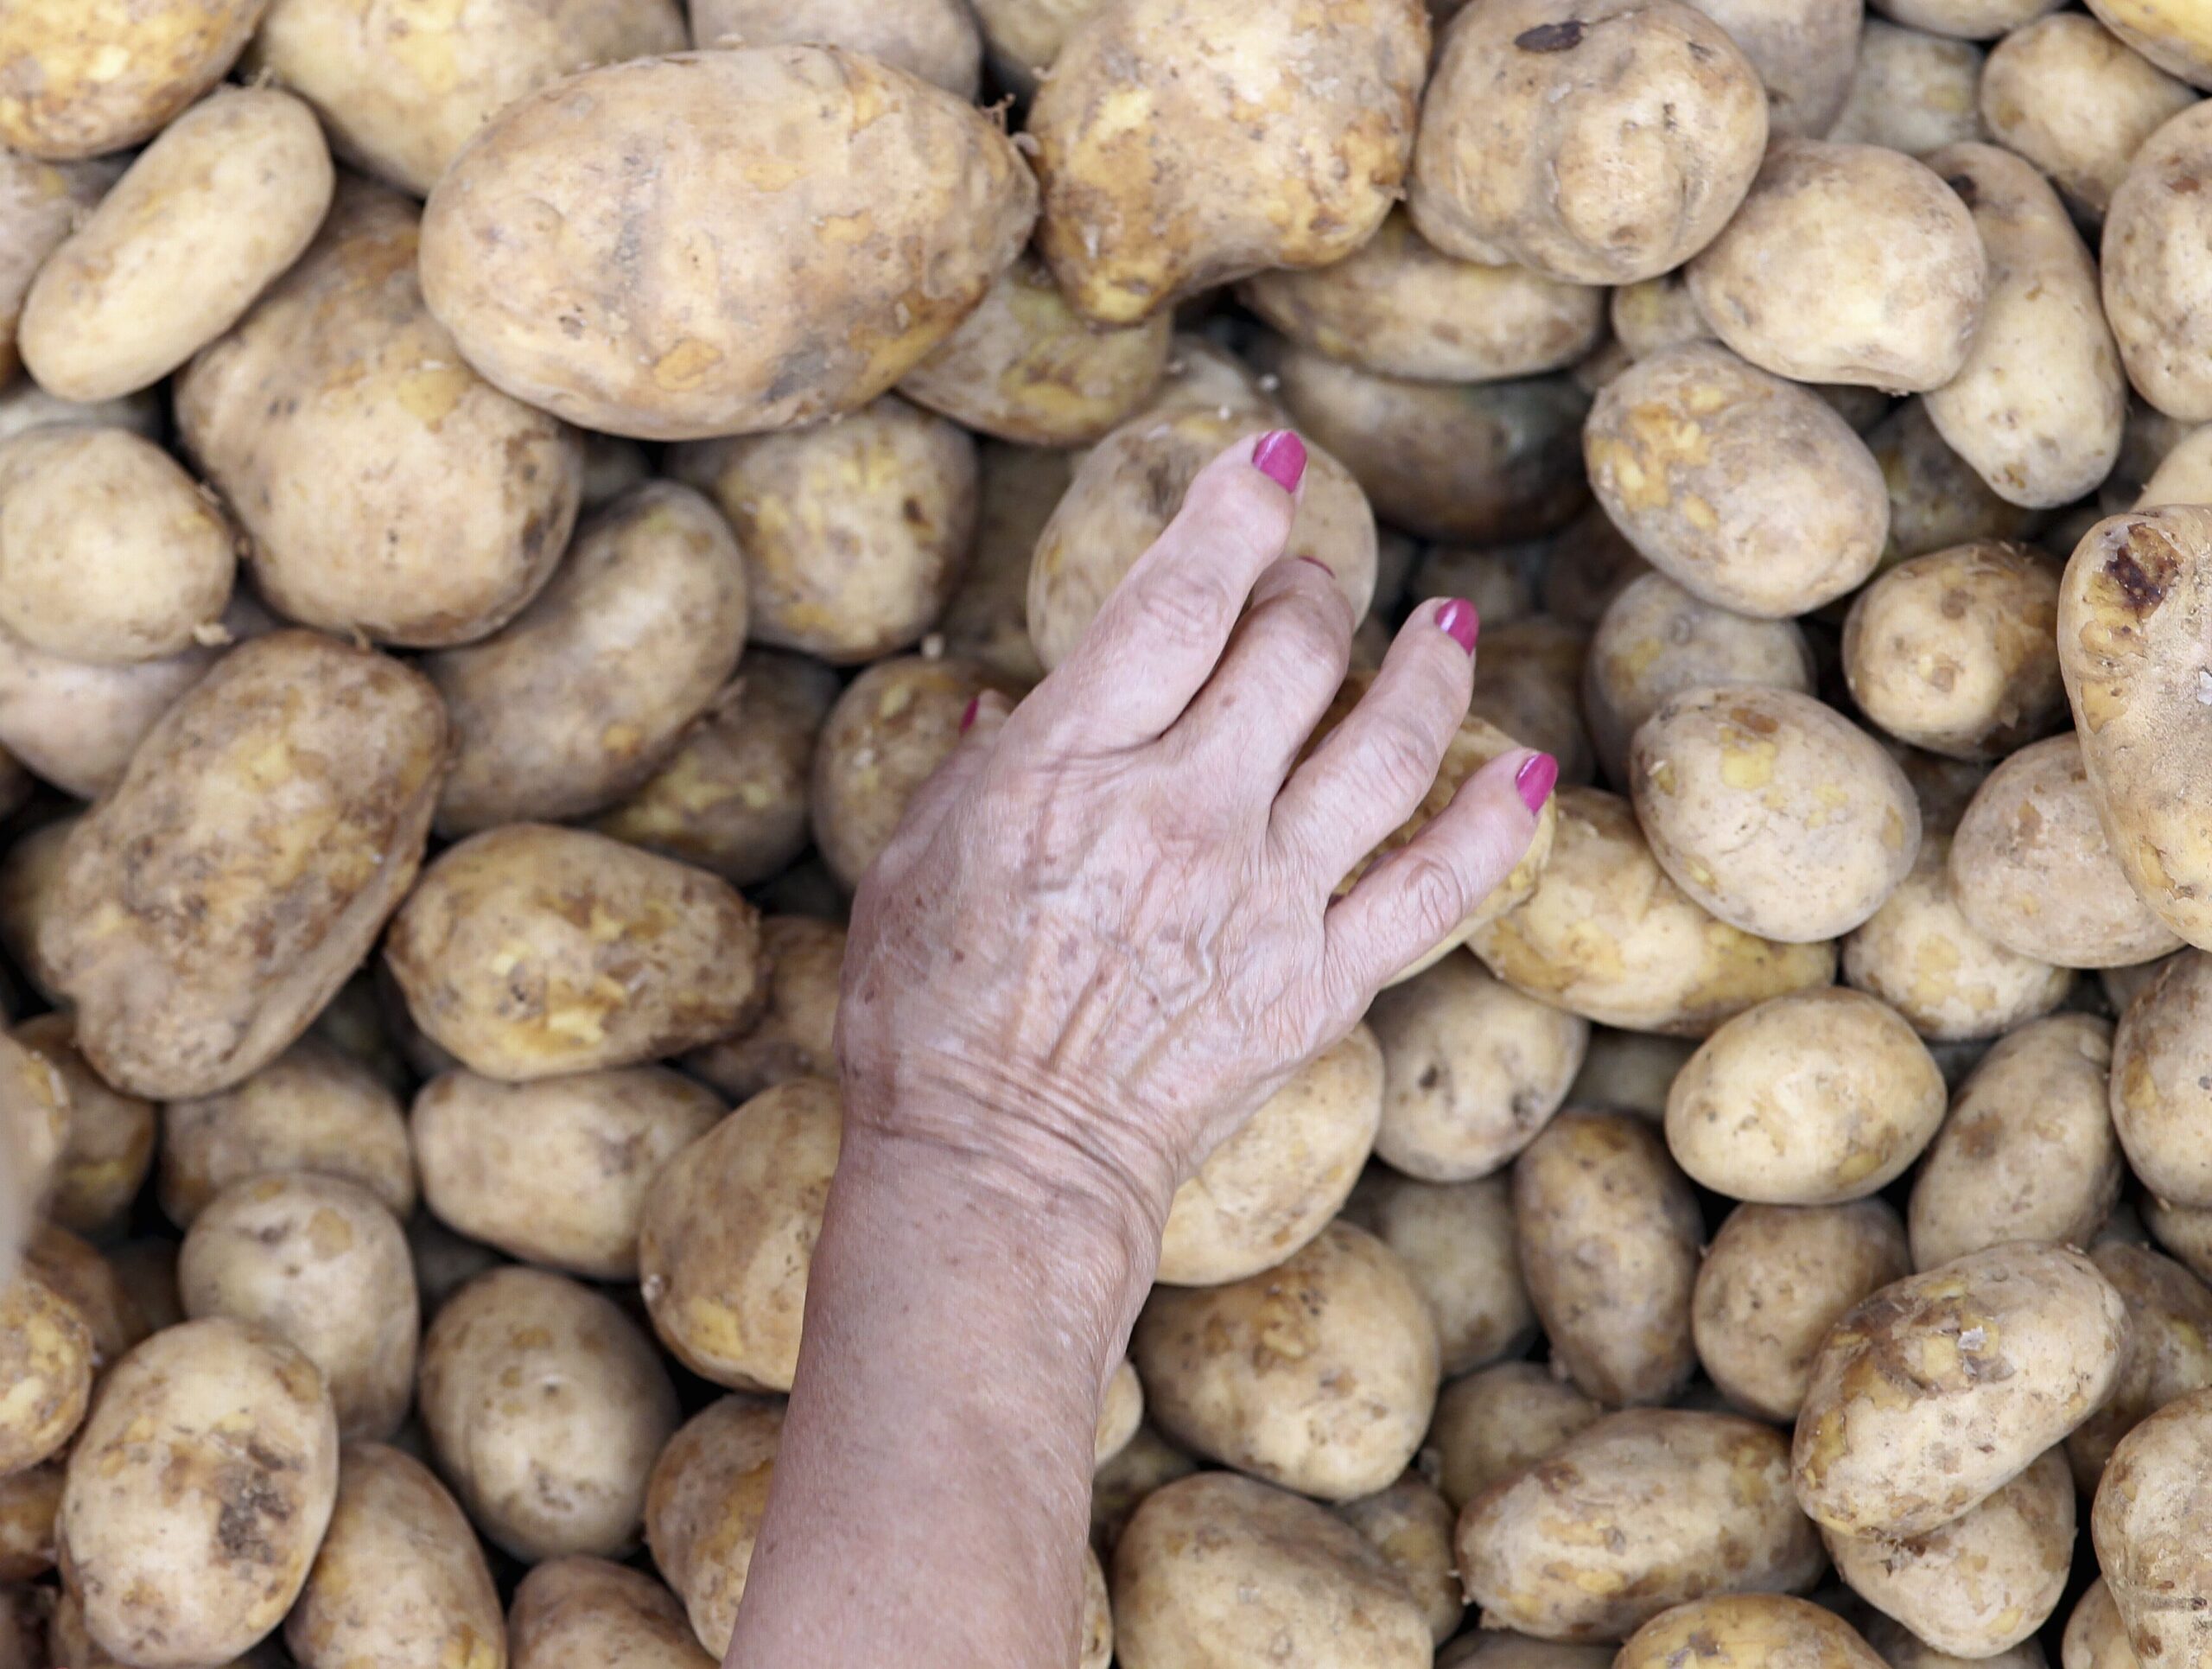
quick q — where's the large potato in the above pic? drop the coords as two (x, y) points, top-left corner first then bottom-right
(682, 916), (842, 1103)
(1337, 1474), (1461, 1645)
(0, 628), (225, 800)
(1428, 1360), (1602, 1510)
(1460, 1410), (1825, 1642)
(385, 824), (765, 1081)
(177, 1173), (416, 1442)
(691, 0), (979, 92)
(1133, 1220), (1439, 1501)
(2112, 950), (2212, 1206)
(13, 1016), (153, 1239)
(1983, 16), (2195, 217)
(0, 150), (112, 387)
(1827, 21), (1987, 155)
(1111, 1472), (1431, 1669)
(1792, 1242), (2129, 1537)
(642, 1394), (781, 1658)
(1688, 138), (1986, 392)
(2089, 1388), (2212, 1669)
(1344, 1170), (1534, 1376)
(42, 633), (446, 1100)
(2066, 1244), (2212, 1492)
(421, 48), (1033, 438)
(0, 1275), (89, 1476)
(285, 1443), (502, 1669)
(1156, 1026), (1381, 1286)
(1586, 344), (1887, 619)
(418, 1267), (678, 1561)
(59, 1318), (337, 1669)
(510, 1558), (715, 1669)
(1030, 0), (1428, 324)
(2106, 106), (2212, 420)
(1618, 1596), (1890, 1669)
(1409, 0), (1766, 284)
(425, 482), (748, 834)
(0, 0), (267, 159)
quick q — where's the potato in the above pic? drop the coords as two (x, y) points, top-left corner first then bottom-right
(22, 1225), (148, 1369)
(1688, 139), (1986, 392)
(510, 1558), (715, 1669)
(2066, 1243), (2212, 1491)
(1030, 0), (1427, 325)
(2145, 1195), (2212, 1285)
(1832, 26), (1983, 154)
(591, 652), (838, 885)
(1666, 989), (1945, 1204)
(12, 1016), (152, 1239)
(2111, 951), (2212, 1206)
(2134, 422), (2212, 507)
(1793, 1242), (2129, 1537)
(1428, 1360), (1604, 1510)
(2107, 105), (2212, 421)
(2063, 1579), (2141, 1669)
(285, 1443), (501, 1669)
(1338, 1474), (1461, 1644)
(19, 88), (331, 402)
(690, 0), (980, 93)
(1466, 616), (1598, 788)
(0, 150), (111, 387)
(1096, 1359), (1143, 1468)
(1344, 1171), (1533, 1376)
(1586, 345), (1889, 619)
(1686, 0), (1862, 135)
(0, 1275), (88, 1475)
(1870, 400), (2045, 571)
(0, 1029), (67, 1230)
(106, 1239), (182, 1335)
(642, 1394), (780, 1658)
(1462, 1410), (1825, 1642)
(2103, 948), (2184, 1013)
(0, 1465), (59, 1583)
(404, 1215), (503, 1322)
(1363, 953), (1585, 1183)
(415, 1067), (721, 1280)
(1541, 509), (1656, 627)
(1156, 1026), (1382, 1286)
(1414, 546), (1538, 628)
(1409, 0), (1765, 283)
(1133, 1220), (1439, 1501)
(1873, 0), (2060, 35)
(1695, 1201), (1912, 1423)
(1111, 1471), (1431, 1669)
(1514, 1110), (1700, 1406)
(43, 633), (445, 1099)
(419, 1266), (678, 1560)
(682, 916), (843, 1104)
(161, 1035), (414, 1226)
(1443, 1636), (1619, 1669)
(967, 0), (1103, 86)
(1618, 1596), (1890, 1669)
(2089, 1387), (2212, 1669)
(1077, 1545), (1112, 1669)
(1567, 1027), (1697, 1116)
(1986, 15), (2194, 219)
(938, 442), (1058, 685)
(1949, 732), (2184, 967)
(2088, 0), (2212, 89)
(0, 425), (233, 666)
(425, 483), (747, 835)
(0, 0), (267, 160)
(385, 824), (765, 1082)
(0, 629), (224, 800)
(810, 655), (1020, 890)
(60, 1318), (337, 1669)
(1090, 1424), (1196, 1554)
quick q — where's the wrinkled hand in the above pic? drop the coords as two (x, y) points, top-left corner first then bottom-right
(836, 433), (1554, 1271)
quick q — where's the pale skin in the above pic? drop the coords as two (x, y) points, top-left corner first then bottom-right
(727, 432), (1554, 1667)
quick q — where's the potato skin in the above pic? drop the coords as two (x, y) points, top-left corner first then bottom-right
(1618, 1596), (1891, 1669)
(2066, 1244), (2212, 1493)
(1460, 1410), (1825, 1643)
(385, 824), (765, 1082)
(1344, 1171), (1534, 1377)
(1984, 17), (2194, 217)
(0, 629), (225, 801)
(2089, 1387), (2212, 1669)
(59, 1318), (338, 1669)
(0, 150), (113, 387)
(1031, 0), (1429, 325)
(2106, 107), (2212, 422)
(0, 1463), (60, 1583)
(1337, 1474), (1461, 1644)
(421, 48), (1034, 439)
(0, 1275), (89, 1476)
(178, 181), (583, 648)
(24, 1225), (149, 1369)
(642, 1395), (781, 1658)
(2111, 950), (2212, 1206)
(1429, 1361), (1602, 1511)
(2087, 0), (2212, 88)
(682, 915), (843, 1104)
(0, 0), (268, 160)
(1792, 1243), (2129, 1538)
(43, 632), (447, 1100)
(2062, 1578), (2141, 1669)
(285, 1443), (503, 1669)
(1685, 0), (1862, 136)
(510, 1558), (715, 1669)
(691, 0), (980, 94)
(1871, 399), (2043, 571)
(15, 1016), (154, 1240)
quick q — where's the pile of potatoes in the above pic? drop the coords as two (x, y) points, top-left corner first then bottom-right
(13, 0), (2212, 1666)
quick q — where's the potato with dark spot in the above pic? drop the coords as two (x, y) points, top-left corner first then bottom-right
(0, 0), (268, 159)
(1344, 1170), (1534, 1376)
(510, 1558), (715, 1669)
(2090, 1387), (2212, 1669)
(643, 1394), (782, 1658)
(1337, 1474), (1461, 1644)
(1428, 1360), (1603, 1510)
(59, 1318), (337, 1669)
(682, 916), (843, 1104)
(1618, 1596), (1891, 1669)
(0, 1275), (88, 1475)
(13, 1017), (152, 1240)
(23, 1226), (149, 1371)
(2066, 1243), (2212, 1492)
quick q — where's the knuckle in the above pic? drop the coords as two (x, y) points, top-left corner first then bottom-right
(1395, 847), (1472, 945)
(1363, 714), (1444, 802)
(1131, 572), (1227, 647)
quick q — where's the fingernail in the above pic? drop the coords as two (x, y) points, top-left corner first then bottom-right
(1516, 752), (1559, 816)
(1253, 430), (1307, 494)
(958, 696), (981, 734)
(1435, 598), (1479, 654)
(1297, 555), (1333, 577)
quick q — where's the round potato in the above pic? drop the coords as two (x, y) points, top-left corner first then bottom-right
(0, 1463), (60, 1582)
(1618, 1596), (1890, 1669)
(1515, 1110), (1701, 1406)
(682, 915), (843, 1104)
(1630, 685), (1921, 943)
(1461, 1409), (1825, 1643)
(642, 1394), (781, 1658)
(14, 1016), (153, 1239)
(0, 1274), (89, 1475)
(2089, 1387), (2212, 1669)
(1133, 1220), (1439, 1501)
(1949, 732), (2184, 967)
(510, 1558), (715, 1669)
(1688, 138), (1986, 392)
(59, 1318), (337, 1669)
(1686, 0), (1862, 135)
(0, 150), (113, 387)
(1409, 0), (1766, 283)
(179, 1172), (417, 1443)
(1694, 1201), (1913, 1423)
(2062, 1579), (2140, 1669)
(2106, 105), (2212, 421)
(1338, 1474), (1462, 1644)
(1908, 1014), (2119, 1269)
(0, 627), (226, 801)
(1156, 1025), (1382, 1286)
(1344, 1170), (1533, 1376)
(385, 824), (766, 1082)
(285, 1443), (502, 1669)
(2066, 1243), (2212, 1492)
(1870, 399), (2044, 571)
(0, 0), (268, 159)
(2111, 950), (2212, 1207)
(691, 0), (980, 93)
(1111, 1472), (1431, 1669)
(1429, 1360), (1602, 1511)
(0, 425), (233, 666)
(415, 1067), (721, 1280)
(1984, 17), (2195, 218)
(1586, 344), (1890, 618)
(425, 482), (748, 835)
(1792, 1242), (2129, 1538)
(419, 1266), (678, 1561)
(19, 87), (332, 402)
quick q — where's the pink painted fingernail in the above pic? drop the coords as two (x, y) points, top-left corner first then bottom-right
(1436, 598), (1479, 654)
(958, 696), (981, 734)
(1516, 752), (1559, 816)
(1253, 430), (1307, 494)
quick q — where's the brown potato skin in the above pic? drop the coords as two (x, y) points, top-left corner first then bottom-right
(1871, 400), (2045, 572)
(691, 0), (981, 94)
(642, 1395), (782, 1658)
(13, 1016), (153, 1240)
(1618, 1596), (1891, 1669)
(1985, 17), (2195, 218)
(510, 1558), (715, 1669)
(1344, 1171), (1535, 1378)
(0, 1275), (89, 1476)
(2066, 1244), (2212, 1493)
(1429, 1361), (1603, 1512)
(0, 1463), (60, 1583)
(939, 443), (1058, 685)
(0, 0), (269, 160)
(2089, 1387), (2212, 1669)
(682, 916), (843, 1104)
(42, 632), (448, 1101)
(2112, 952), (2212, 1206)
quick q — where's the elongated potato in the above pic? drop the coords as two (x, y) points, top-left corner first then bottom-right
(0, 1275), (88, 1476)
(1344, 1171), (1533, 1376)
(682, 916), (842, 1103)
(60, 1319), (337, 1669)
(2090, 1388), (2212, 1669)
(0, 0), (269, 160)
(1792, 1243), (2129, 1537)
(1461, 1410), (1825, 1642)
(0, 150), (113, 387)
(285, 1443), (502, 1669)
(1337, 1474), (1461, 1645)
(2106, 106), (2212, 421)
(2111, 950), (2212, 1205)
(385, 824), (765, 1082)
(2066, 1243), (2212, 1491)
(13, 1016), (153, 1239)
(510, 1558), (715, 1669)
(642, 1395), (781, 1658)
(421, 48), (1033, 438)
(179, 181), (583, 647)
(42, 633), (446, 1100)
(691, 0), (980, 92)
(1981, 16), (2195, 218)
(1618, 1596), (1890, 1669)
(1031, 0), (1428, 324)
